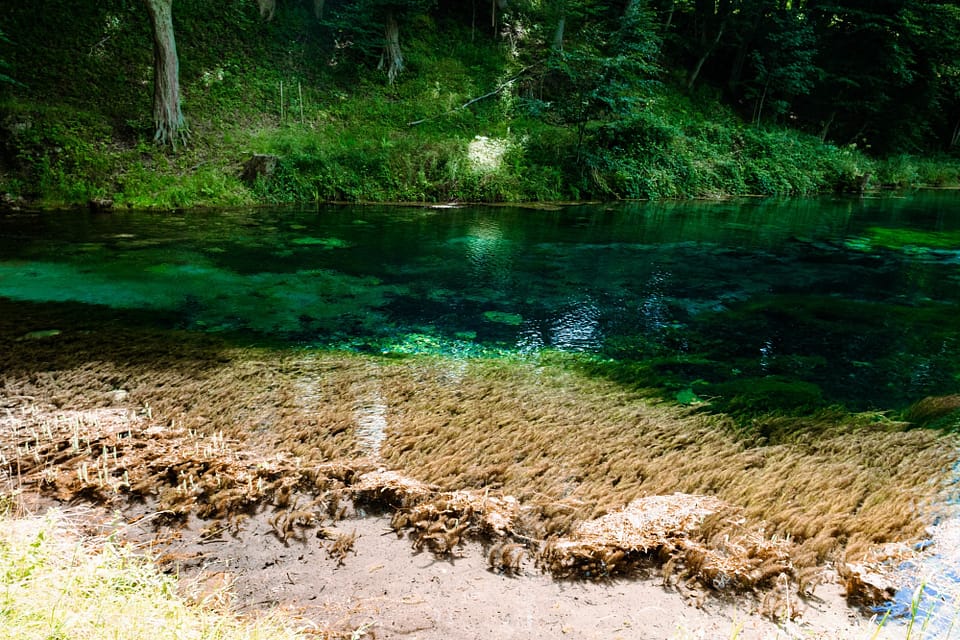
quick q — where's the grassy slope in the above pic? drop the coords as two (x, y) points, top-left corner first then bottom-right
(0, 1), (958, 209)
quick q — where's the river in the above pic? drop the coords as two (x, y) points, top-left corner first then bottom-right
(1, 193), (958, 414)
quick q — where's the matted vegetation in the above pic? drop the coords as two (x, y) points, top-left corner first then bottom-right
(2, 299), (958, 613)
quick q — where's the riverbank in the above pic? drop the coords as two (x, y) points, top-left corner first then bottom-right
(4, 87), (960, 212)
(0, 500), (900, 640)
(0, 403), (928, 640)
(2, 298), (958, 637)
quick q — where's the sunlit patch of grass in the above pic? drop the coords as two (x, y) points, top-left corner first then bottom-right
(117, 161), (255, 210)
(0, 508), (316, 640)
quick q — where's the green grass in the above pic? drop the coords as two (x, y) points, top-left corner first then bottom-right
(0, 508), (320, 640)
(874, 155), (960, 188)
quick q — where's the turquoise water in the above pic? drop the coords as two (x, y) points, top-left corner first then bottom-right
(1, 192), (959, 413)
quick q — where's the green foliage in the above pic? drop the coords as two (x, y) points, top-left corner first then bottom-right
(0, 27), (16, 87)
(321, 0), (437, 81)
(518, 0), (662, 168)
(745, 10), (817, 124)
(573, 89), (871, 199)
(0, 102), (116, 204)
(660, 0), (960, 153)
(874, 154), (960, 188)
(119, 163), (252, 209)
(0, 0), (957, 208)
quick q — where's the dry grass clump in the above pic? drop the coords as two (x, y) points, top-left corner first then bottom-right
(487, 541), (526, 575)
(568, 494), (724, 552)
(541, 494), (724, 578)
(325, 529), (359, 566)
(351, 470), (524, 556)
(839, 542), (917, 606)
(352, 469), (436, 509)
(538, 493), (792, 595)
(390, 489), (522, 555)
(1, 406), (301, 520)
(681, 516), (794, 592)
(0, 403), (383, 552)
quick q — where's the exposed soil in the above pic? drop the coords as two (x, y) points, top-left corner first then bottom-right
(69, 497), (875, 640)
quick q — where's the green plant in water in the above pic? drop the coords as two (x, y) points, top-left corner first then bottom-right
(902, 395), (960, 430)
(866, 227), (960, 252)
(905, 579), (927, 639)
(482, 311), (523, 326)
(694, 375), (824, 418)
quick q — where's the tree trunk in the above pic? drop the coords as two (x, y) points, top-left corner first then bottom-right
(144, 0), (187, 148)
(753, 80), (769, 125)
(819, 110), (836, 142)
(951, 117), (960, 148)
(727, 37), (749, 94)
(686, 21), (723, 91)
(314, 0), (324, 19)
(664, 0), (675, 31)
(379, 13), (403, 84)
(552, 15), (566, 51)
(490, 0), (508, 30)
(256, 0), (275, 20)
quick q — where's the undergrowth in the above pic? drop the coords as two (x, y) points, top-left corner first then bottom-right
(1, 2), (956, 208)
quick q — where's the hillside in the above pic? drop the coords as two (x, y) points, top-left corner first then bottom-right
(1, 0), (959, 209)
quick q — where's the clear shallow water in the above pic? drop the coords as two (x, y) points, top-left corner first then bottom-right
(1, 192), (959, 412)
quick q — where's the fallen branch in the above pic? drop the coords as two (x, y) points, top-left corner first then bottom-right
(407, 68), (529, 126)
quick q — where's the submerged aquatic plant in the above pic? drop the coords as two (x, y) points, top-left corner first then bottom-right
(2, 302), (959, 616)
(903, 395), (960, 430)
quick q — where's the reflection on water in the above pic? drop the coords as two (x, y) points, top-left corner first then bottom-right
(640, 268), (674, 338)
(0, 193), (959, 414)
(548, 297), (602, 351)
(515, 323), (545, 354)
(463, 217), (513, 289)
(353, 386), (388, 458)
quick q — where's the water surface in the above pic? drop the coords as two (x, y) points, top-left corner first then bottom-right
(2, 192), (959, 413)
